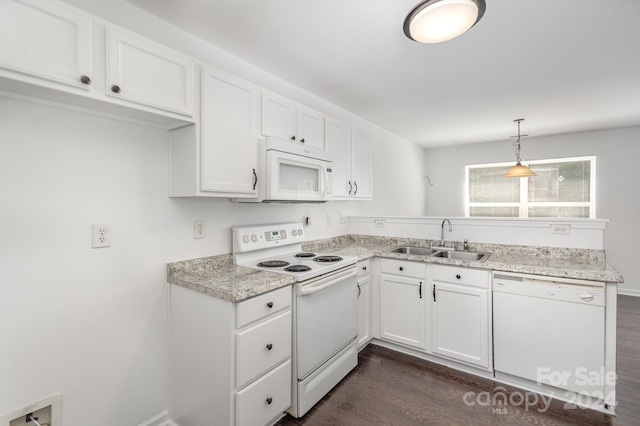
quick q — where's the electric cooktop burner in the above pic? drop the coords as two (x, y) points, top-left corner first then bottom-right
(295, 252), (316, 258)
(257, 260), (290, 268)
(284, 264), (312, 272)
(313, 255), (343, 263)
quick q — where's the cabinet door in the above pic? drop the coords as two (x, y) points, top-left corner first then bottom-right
(324, 117), (352, 199)
(106, 27), (195, 116)
(351, 129), (373, 200)
(0, 0), (92, 89)
(357, 274), (370, 349)
(297, 105), (324, 149)
(201, 67), (259, 195)
(431, 282), (489, 368)
(261, 91), (296, 141)
(379, 274), (426, 350)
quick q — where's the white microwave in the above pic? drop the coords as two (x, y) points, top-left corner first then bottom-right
(233, 138), (333, 203)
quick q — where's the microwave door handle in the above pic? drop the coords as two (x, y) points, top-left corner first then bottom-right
(321, 163), (328, 195)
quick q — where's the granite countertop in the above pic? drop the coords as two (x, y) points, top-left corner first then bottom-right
(167, 254), (296, 302)
(167, 235), (623, 302)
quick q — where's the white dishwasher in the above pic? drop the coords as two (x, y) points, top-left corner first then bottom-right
(493, 272), (606, 397)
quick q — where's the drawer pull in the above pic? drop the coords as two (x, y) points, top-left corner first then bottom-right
(267, 301), (274, 308)
(456, 274), (461, 279)
(399, 266), (404, 271)
(266, 343), (273, 351)
(362, 266), (367, 271)
(266, 397), (273, 405)
(111, 84), (121, 93)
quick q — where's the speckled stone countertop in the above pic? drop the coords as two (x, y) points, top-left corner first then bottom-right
(167, 254), (295, 302)
(303, 235), (624, 283)
(167, 235), (623, 303)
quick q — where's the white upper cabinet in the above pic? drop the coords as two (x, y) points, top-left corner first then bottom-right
(324, 117), (373, 200)
(200, 67), (259, 196)
(351, 129), (373, 200)
(261, 91), (324, 149)
(106, 27), (195, 117)
(0, 0), (93, 90)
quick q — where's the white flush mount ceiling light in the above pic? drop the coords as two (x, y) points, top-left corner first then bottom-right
(403, 0), (486, 43)
(502, 119), (537, 178)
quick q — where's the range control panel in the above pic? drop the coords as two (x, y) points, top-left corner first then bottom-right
(233, 222), (305, 253)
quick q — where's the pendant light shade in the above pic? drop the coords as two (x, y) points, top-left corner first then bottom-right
(502, 119), (537, 178)
(403, 0), (486, 43)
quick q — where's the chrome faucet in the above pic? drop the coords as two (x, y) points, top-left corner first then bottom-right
(440, 219), (452, 247)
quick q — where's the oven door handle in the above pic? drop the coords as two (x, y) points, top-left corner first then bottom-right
(298, 267), (358, 296)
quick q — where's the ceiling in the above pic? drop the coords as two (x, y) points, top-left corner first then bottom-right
(123, 0), (640, 148)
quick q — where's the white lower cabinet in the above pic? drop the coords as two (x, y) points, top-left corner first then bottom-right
(431, 265), (491, 369)
(357, 260), (371, 349)
(170, 285), (292, 426)
(379, 259), (428, 350)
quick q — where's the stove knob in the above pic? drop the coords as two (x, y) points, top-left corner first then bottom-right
(292, 229), (297, 236)
(298, 229), (303, 236)
(251, 234), (258, 242)
(242, 235), (249, 243)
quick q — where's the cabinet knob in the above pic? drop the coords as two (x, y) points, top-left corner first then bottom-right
(80, 75), (92, 85)
(291, 136), (296, 141)
(111, 84), (121, 94)
(362, 266), (367, 271)
(456, 274), (461, 279)
(266, 397), (273, 405)
(300, 138), (305, 143)
(399, 267), (404, 271)
(266, 343), (273, 351)
(267, 301), (274, 308)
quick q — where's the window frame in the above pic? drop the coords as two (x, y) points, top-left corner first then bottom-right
(464, 156), (596, 219)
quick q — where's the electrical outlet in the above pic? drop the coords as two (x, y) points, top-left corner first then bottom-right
(374, 219), (385, 228)
(340, 213), (348, 224)
(326, 214), (333, 226)
(92, 224), (111, 248)
(194, 220), (206, 239)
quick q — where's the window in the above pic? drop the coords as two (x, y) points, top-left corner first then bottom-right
(465, 156), (595, 218)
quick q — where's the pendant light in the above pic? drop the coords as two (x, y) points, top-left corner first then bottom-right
(502, 119), (537, 178)
(403, 0), (486, 43)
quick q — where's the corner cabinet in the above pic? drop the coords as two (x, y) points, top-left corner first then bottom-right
(170, 67), (260, 197)
(0, 0), (93, 90)
(170, 285), (292, 426)
(431, 265), (491, 370)
(379, 259), (428, 350)
(324, 117), (373, 200)
(261, 91), (324, 150)
(106, 27), (195, 117)
(357, 260), (371, 349)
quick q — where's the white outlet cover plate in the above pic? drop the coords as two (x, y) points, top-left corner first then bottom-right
(92, 224), (111, 248)
(194, 219), (206, 239)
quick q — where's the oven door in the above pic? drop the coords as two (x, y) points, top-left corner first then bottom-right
(296, 266), (358, 379)
(266, 150), (331, 202)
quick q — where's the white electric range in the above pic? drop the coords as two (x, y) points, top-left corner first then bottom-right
(232, 223), (359, 418)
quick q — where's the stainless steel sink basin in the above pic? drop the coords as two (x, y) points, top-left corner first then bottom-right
(390, 246), (440, 256)
(432, 250), (491, 262)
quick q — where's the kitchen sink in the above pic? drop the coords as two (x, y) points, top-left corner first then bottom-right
(432, 250), (491, 262)
(390, 246), (440, 256)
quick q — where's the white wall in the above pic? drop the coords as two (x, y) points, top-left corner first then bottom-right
(423, 126), (640, 294)
(0, 49), (425, 426)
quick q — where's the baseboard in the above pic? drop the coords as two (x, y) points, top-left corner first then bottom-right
(618, 288), (640, 297)
(139, 410), (178, 426)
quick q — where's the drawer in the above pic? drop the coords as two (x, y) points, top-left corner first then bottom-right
(433, 265), (490, 288)
(236, 359), (291, 426)
(237, 286), (291, 328)
(236, 310), (292, 388)
(380, 258), (426, 279)
(357, 260), (370, 276)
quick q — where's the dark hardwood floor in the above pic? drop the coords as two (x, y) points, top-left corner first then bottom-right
(277, 295), (640, 426)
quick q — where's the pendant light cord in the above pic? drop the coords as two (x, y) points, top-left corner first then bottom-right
(511, 119), (527, 163)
